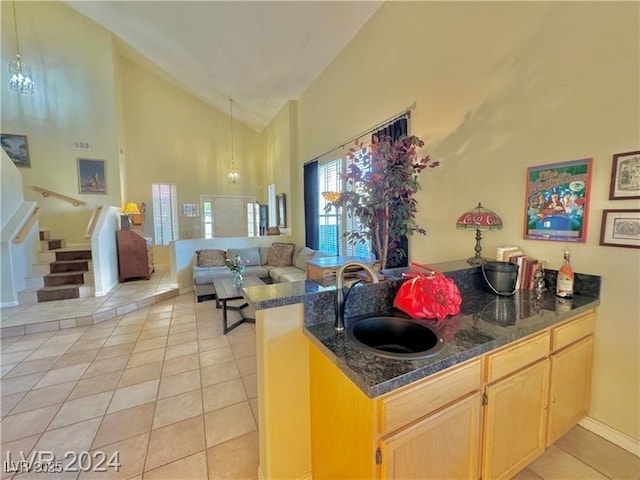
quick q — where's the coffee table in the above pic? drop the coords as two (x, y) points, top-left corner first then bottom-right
(212, 275), (264, 334)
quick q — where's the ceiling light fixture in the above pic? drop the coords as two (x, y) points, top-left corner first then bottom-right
(8, 1), (34, 95)
(227, 98), (239, 185)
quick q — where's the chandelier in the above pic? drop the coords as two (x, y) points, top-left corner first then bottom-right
(8, 1), (34, 95)
(227, 98), (239, 184)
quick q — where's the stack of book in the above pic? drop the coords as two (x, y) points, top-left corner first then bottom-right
(495, 246), (542, 290)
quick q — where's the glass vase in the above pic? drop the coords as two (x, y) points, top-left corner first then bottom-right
(233, 270), (244, 287)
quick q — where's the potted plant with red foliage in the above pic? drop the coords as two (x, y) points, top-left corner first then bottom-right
(334, 135), (439, 269)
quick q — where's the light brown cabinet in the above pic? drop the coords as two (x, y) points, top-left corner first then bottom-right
(310, 345), (482, 480)
(481, 359), (550, 480)
(547, 312), (595, 445)
(380, 392), (481, 479)
(309, 309), (596, 479)
(116, 230), (154, 282)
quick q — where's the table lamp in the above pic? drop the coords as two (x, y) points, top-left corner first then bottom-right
(456, 202), (503, 265)
(122, 202), (140, 230)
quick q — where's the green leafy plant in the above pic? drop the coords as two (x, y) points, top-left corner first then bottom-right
(334, 135), (439, 269)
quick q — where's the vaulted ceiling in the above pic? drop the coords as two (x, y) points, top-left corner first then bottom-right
(65, 1), (383, 131)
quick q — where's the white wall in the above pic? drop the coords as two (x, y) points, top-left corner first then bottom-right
(91, 206), (120, 297)
(291, 2), (640, 442)
(1, 154), (25, 230)
(1, 154), (39, 306)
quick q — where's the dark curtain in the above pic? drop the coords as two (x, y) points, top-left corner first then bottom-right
(373, 116), (409, 268)
(303, 161), (319, 250)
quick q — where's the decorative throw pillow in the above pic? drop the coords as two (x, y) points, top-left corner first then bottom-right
(196, 249), (227, 267)
(294, 247), (317, 270)
(266, 242), (295, 267)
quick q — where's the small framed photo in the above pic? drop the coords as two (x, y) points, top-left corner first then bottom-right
(600, 209), (640, 249)
(181, 203), (199, 217)
(1, 133), (30, 167)
(609, 150), (640, 200)
(524, 158), (592, 243)
(77, 158), (107, 194)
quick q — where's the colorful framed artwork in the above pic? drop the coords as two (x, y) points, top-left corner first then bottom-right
(524, 158), (592, 243)
(1, 133), (30, 167)
(609, 150), (640, 200)
(77, 158), (107, 194)
(600, 209), (640, 249)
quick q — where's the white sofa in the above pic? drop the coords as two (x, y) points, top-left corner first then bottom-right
(193, 243), (328, 302)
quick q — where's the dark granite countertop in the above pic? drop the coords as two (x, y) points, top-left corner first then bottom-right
(304, 289), (599, 398)
(243, 260), (601, 398)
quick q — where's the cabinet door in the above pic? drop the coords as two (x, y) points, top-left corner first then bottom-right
(547, 336), (594, 445)
(380, 392), (481, 480)
(482, 360), (549, 480)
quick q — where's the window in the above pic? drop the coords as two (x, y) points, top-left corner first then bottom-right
(152, 183), (178, 246)
(317, 155), (371, 257)
(247, 202), (259, 237)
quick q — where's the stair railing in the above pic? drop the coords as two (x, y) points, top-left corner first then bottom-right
(12, 207), (41, 244)
(84, 206), (103, 238)
(31, 186), (86, 207)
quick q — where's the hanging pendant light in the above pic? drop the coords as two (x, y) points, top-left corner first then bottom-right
(227, 98), (239, 184)
(8, 1), (34, 95)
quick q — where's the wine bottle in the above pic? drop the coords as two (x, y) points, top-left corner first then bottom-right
(556, 248), (574, 298)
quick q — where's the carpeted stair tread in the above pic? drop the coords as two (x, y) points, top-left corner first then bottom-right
(38, 285), (82, 290)
(43, 271), (87, 287)
(50, 259), (90, 274)
(45, 270), (89, 277)
(37, 285), (80, 302)
(55, 250), (92, 261)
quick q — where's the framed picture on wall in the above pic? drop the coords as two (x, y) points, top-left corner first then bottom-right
(181, 203), (199, 217)
(609, 150), (640, 200)
(599, 209), (640, 249)
(1, 133), (30, 167)
(276, 193), (287, 228)
(77, 158), (107, 194)
(523, 158), (592, 243)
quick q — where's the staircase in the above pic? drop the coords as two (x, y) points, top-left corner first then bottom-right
(30, 231), (94, 303)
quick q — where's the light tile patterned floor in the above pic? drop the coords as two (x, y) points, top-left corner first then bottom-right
(1, 294), (259, 479)
(0, 267), (178, 335)
(2, 290), (638, 479)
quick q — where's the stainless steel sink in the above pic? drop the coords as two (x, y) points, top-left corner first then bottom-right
(346, 316), (444, 360)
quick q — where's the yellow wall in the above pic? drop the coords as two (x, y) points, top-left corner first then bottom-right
(118, 55), (265, 246)
(292, 2), (639, 441)
(262, 100), (300, 234)
(1, 1), (121, 244)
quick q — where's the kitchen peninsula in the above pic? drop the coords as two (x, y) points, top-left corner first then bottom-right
(242, 260), (601, 479)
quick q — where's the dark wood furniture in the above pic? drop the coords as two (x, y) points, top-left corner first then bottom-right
(116, 230), (154, 282)
(212, 275), (264, 334)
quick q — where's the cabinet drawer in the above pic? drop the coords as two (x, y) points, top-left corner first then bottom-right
(378, 358), (481, 434)
(552, 311), (595, 352)
(486, 331), (550, 383)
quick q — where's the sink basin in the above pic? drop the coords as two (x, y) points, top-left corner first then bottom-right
(347, 316), (444, 360)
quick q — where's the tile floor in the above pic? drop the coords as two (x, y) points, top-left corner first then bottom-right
(2, 288), (639, 479)
(1, 294), (259, 479)
(0, 267), (179, 336)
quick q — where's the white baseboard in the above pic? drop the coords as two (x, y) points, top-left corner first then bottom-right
(579, 416), (640, 457)
(1, 300), (19, 308)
